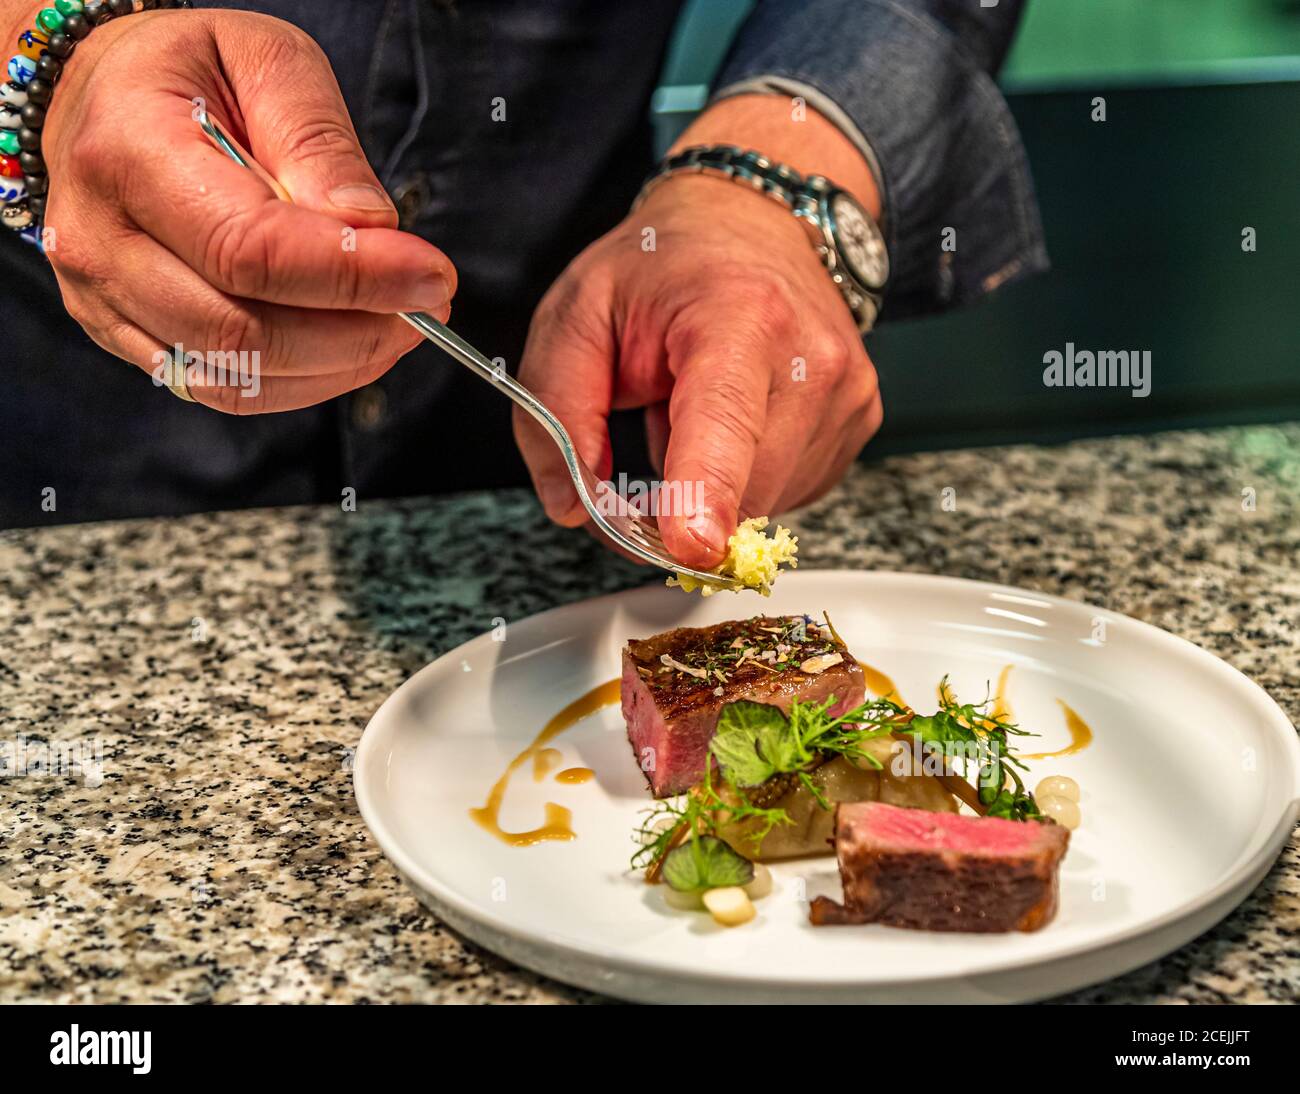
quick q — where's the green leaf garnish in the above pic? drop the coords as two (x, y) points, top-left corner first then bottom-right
(661, 834), (754, 893)
(711, 700), (794, 786)
(709, 694), (895, 789)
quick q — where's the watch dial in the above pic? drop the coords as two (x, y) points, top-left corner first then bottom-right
(831, 193), (888, 290)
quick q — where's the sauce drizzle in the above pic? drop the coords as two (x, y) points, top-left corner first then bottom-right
(856, 661), (904, 704)
(532, 747), (562, 782)
(555, 767), (595, 784)
(469, 678), (620, 846)
(990, 664), (1014, 723)
(1023, 699), (1093, 760)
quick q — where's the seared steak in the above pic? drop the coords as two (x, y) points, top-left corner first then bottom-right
(622, 615), (866, 797)
(810, 801), (1069, 932)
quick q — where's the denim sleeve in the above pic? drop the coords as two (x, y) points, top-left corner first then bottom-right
(712, 0), (1048, 321)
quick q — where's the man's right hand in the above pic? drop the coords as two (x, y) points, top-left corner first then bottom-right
(28, 7), (455, 412)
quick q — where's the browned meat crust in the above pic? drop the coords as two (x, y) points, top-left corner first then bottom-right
(810, 802), (1070, 932)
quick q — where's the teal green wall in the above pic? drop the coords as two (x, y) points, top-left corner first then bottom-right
(1005, 0), (1300, 84)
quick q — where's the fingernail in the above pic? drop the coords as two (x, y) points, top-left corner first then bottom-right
(686, 509), (731, 559)
(409, 272), (451, 312)
(328, 183), (395, 212)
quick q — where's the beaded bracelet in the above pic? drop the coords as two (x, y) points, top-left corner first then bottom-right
(1, 0), (193, 246)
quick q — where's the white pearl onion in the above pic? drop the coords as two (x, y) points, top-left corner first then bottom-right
(1038, 794), (1081, 830)
(1036, 774), (1080, 803)
(743, 862), (773, 900)
(663, 886), (703, 911)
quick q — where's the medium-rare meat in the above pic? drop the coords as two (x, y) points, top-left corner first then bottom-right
(810, 801), (1070, 932)
(622, 615), (866, 797)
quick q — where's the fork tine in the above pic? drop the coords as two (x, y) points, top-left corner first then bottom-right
(627, 514), (665, 545)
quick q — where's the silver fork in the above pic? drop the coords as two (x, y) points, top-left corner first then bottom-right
(197, 109), (738, 591)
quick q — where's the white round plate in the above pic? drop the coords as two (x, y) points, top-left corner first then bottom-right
(354, 571), (1300, 1004)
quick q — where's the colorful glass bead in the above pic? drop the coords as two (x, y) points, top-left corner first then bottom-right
(16, 30), (49, 60)
(0, 104), (20, 130)
(36, 10), (66, 35)
(0, 174), (25, 203)
(0, 80), (28, 108)
(1, 199), (32, 229)
(0, 129), (18, 155)
(7, 55), (37, 85)
(19, 221), (43, 248)
(55, 0), (85, 14)
(0, 152), (19, 177)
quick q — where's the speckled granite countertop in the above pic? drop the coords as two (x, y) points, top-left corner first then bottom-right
(1, 424), (1297, 1004)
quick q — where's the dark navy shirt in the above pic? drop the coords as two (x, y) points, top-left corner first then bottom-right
(0, 0), (1044, 528)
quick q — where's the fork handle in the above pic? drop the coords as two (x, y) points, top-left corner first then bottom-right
(398, 311), (579, 459)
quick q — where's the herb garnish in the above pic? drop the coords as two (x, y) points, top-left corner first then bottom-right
(632, 768), (789, 890)
(710, 696), (896, 809)
(902, 677), (1041, 821)
(649, 615), (841, 688)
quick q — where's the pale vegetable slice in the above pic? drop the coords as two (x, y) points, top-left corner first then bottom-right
(702, 886), (756, 927)
(1037, 794), (1082, 830)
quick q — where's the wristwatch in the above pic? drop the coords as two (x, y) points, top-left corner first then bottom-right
(634, 144), (889, 333)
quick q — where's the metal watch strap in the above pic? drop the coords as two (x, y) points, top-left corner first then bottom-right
(633, 144), (885, 331)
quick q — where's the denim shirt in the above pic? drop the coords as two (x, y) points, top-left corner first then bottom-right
(0, 0), (1045, 526)
(714, 0), (1048, 319)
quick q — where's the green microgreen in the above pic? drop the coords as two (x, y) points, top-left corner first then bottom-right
(896, 676), (1042, 822)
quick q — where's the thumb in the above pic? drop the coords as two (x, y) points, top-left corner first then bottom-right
(221, 18), (399, 228)
(660, 332), (768, 570)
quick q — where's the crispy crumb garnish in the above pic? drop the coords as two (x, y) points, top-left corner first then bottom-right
(666, 517), (798, 597)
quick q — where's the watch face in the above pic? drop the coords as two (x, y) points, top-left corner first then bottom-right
(830, 192), (888, 290)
